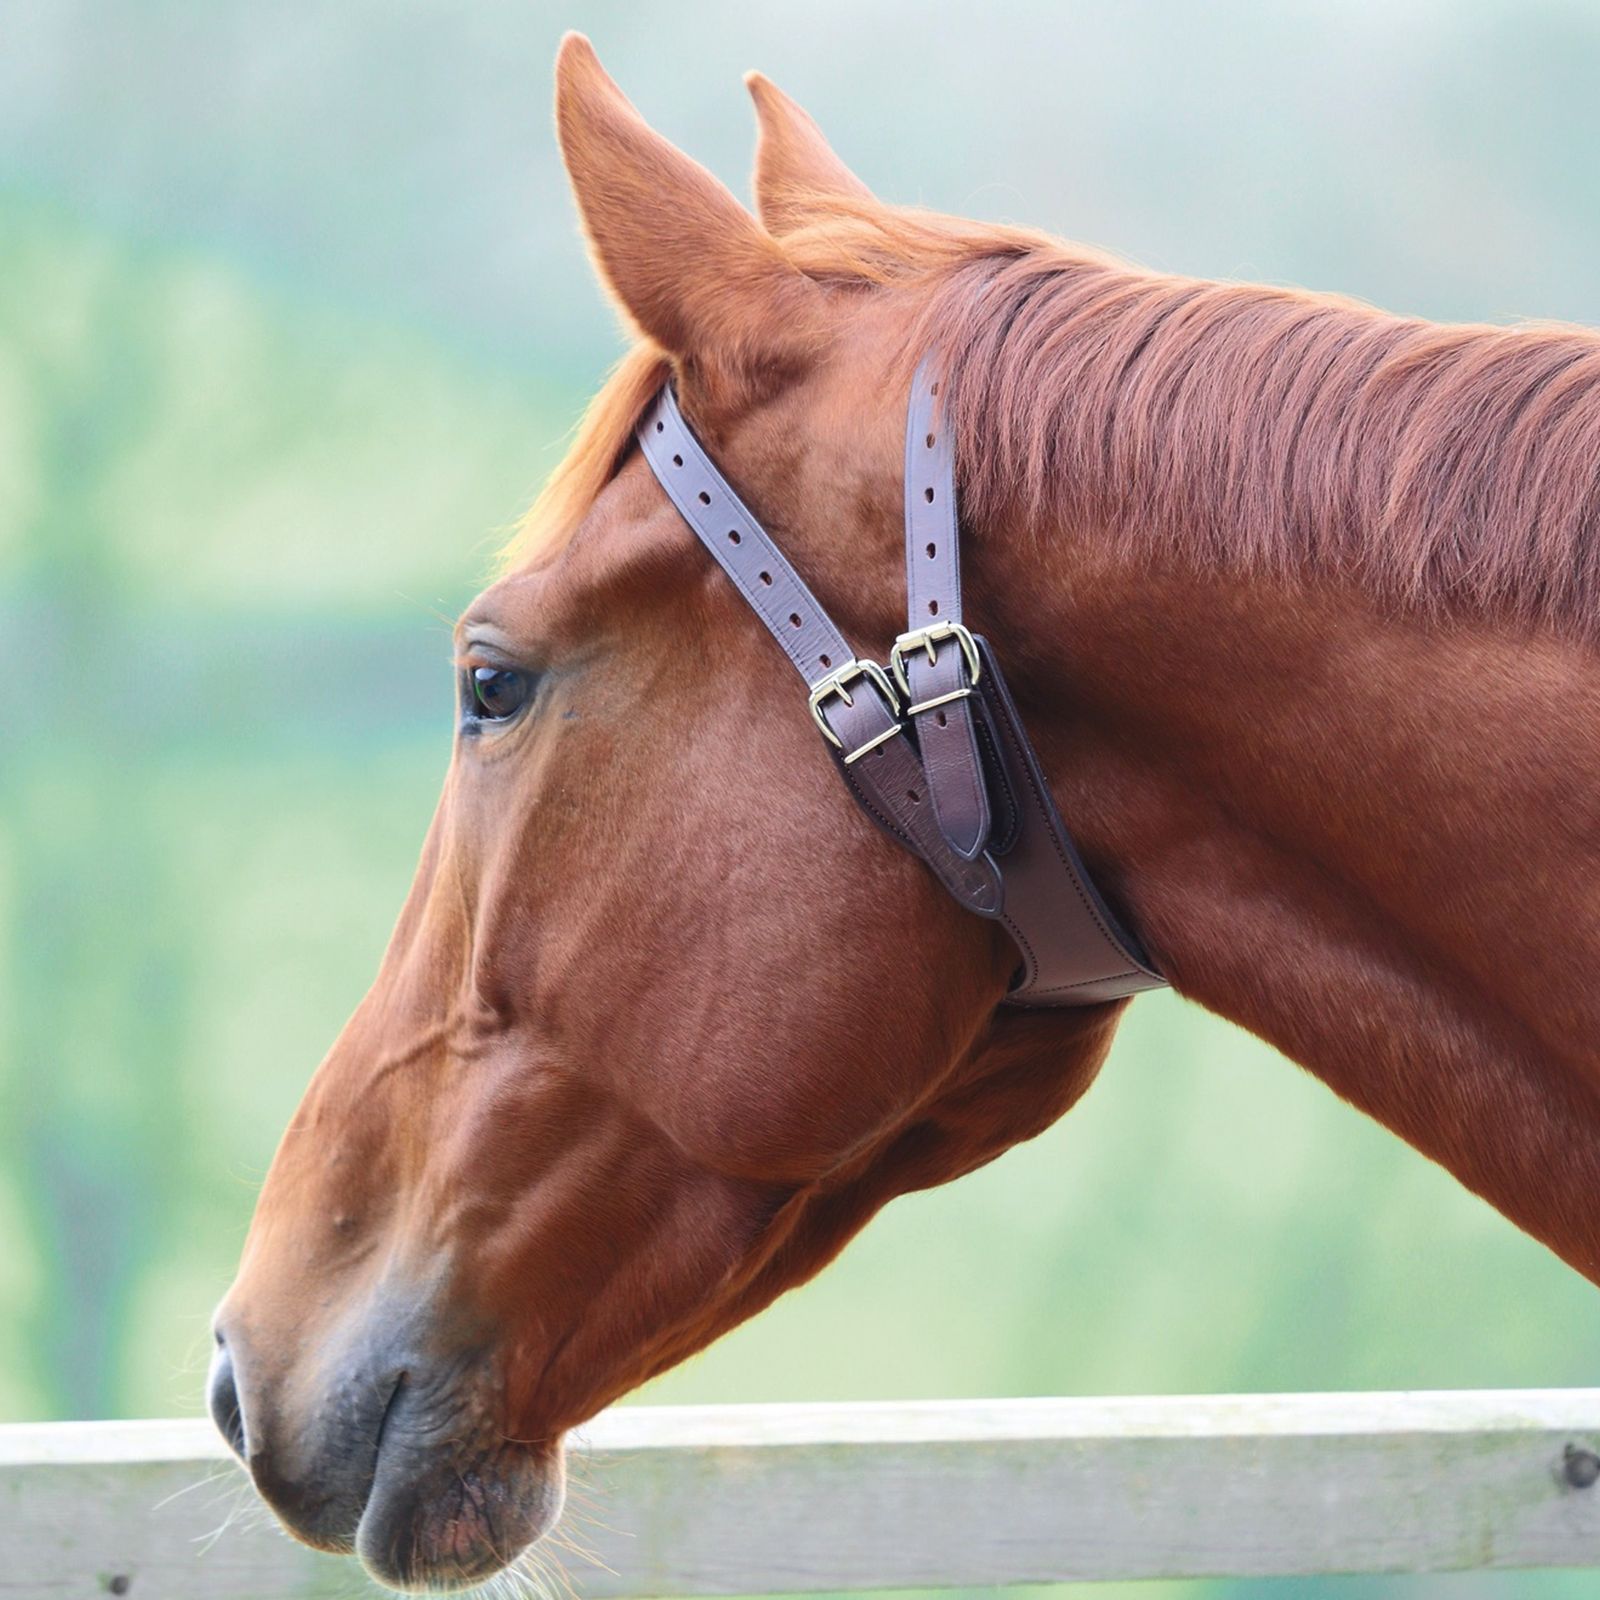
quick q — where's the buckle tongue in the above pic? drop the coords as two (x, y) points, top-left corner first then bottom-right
(889, 620), (982, 712)
(808, 659), (903, 764)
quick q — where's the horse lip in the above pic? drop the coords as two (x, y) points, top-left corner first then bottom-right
(371, 1369), (407, 1463)
(241, 1359), (407, 1556)
(337, 1367), (406, 1535)
(353, 1378), (566, 1592)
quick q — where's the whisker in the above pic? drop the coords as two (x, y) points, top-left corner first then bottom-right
(555, 1491), (627, 1545)
(191, 1478), (258, 1554)
(544, 1528), (615, 1582)
(510, 1540), (570, 1600)
(152, 1461), (245, 1512)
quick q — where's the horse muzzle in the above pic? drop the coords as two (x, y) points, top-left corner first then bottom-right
(208, 1302), (565, 1592)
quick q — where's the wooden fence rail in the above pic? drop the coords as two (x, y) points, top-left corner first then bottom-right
(5, 1391), (1600, 1598)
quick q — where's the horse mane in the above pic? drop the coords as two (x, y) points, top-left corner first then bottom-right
(920, 248), (1600, 639)
(512, 197), (1600, 639)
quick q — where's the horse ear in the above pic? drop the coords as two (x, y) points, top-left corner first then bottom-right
(746, 73), (876, 234)
(554, 34), (823, 368)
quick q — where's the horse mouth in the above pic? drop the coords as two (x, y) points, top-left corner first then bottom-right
(216, 1339), (566, 1594)
(352, 1377), (567, 1593)
(356, 1433), (566, 1593)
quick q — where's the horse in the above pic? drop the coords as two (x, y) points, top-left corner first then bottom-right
(207, 32), (1600, 1593)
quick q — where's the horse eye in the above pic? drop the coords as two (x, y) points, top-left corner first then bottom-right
(470, 667), (528, 721)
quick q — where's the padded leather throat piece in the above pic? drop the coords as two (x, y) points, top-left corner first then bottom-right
(636, 359), (1164, 1007)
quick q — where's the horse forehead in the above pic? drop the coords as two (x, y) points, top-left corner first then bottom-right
(468, 464), (698, 637)
(463, 371), (903, 665)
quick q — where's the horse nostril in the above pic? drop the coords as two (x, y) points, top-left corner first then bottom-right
(207, 1343), (247, 1461)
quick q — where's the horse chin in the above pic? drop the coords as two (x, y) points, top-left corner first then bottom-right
(354, 1426), (566, 1593)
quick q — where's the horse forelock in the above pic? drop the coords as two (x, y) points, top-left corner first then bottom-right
(503, 342), (671, 570)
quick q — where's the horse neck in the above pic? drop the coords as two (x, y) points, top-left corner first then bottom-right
(962, 420), (1600, 1286)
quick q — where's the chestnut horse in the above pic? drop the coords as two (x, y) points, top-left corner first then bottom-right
(210, 34), (1600, 1593)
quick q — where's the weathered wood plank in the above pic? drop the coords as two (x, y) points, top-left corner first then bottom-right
(4, 1392), (1600, 1597)
(0, 1420), (349, 1598)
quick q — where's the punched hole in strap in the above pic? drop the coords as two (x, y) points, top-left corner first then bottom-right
(924, 487), (934, 503)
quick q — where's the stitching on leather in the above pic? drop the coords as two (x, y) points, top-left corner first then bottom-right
(642, 377), (1158, 1006)
(990, 685), (1127, 956)
(972, 709), (1020, 852)
(844, 761), (998, 915)
(1030, 967), (1144, 994)
(1000, 912), (1039, 985)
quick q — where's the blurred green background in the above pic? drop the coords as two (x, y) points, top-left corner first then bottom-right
(4, 2), (1600, 1596)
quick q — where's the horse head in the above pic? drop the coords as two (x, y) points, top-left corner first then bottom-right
(209, 38), (1125, 1591)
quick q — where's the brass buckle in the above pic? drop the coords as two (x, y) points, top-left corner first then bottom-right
(889, 620), (982, 711)
(808, 659), (903, 764)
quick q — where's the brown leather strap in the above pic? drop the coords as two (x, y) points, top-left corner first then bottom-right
(634, 370), (1164, 1006)
(897, 357), (992, 861)
(894, 360), (1163, 1005)
(639, 391), (857, 684)
(638, 387), (1002, 916)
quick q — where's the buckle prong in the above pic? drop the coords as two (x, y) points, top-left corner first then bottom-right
(808, 659), (902, 758)
(889, 620), (981, 702)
